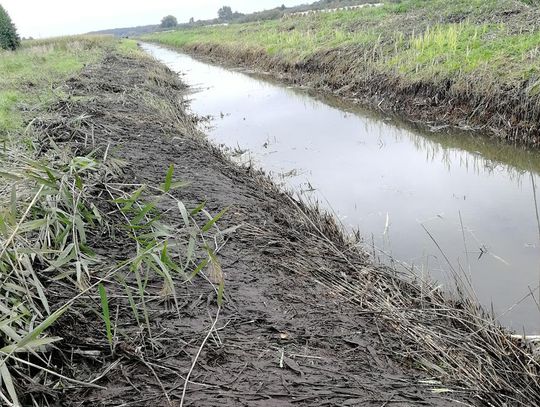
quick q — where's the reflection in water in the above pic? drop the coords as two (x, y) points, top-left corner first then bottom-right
(142, 43), (540, 334)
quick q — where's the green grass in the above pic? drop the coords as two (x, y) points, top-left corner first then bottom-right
(144, 0), (540, 87)
(0, 36), (138, 138)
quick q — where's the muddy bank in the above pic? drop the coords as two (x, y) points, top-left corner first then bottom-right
(160, 40), (539, 147)
(25, 50), (538, 406)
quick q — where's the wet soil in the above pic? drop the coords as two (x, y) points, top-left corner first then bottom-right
(27, 52), (475, 406)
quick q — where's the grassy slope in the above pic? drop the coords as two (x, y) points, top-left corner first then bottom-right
(144, 0), (540, 144)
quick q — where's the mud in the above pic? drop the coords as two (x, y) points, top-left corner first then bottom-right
(25, 50), (538, 406)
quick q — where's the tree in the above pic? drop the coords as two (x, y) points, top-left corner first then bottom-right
(218, 6), (233, 21)
(189, 17), (195, 24)
(160, 15), (178, 29)
(0, 4), (20, 50)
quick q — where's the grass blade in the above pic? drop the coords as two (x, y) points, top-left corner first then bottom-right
(202, 207), (228, 233)
(162, 164), (174, 193)
(98, 283), (113, 347)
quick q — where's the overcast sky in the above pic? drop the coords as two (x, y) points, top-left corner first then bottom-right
(2, 0), (308, 38)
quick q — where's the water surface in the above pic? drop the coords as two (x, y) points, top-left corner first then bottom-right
(142, 43), (540, 333)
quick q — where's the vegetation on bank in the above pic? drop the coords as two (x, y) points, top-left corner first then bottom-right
(0, 36), (113, 134)
(147, 0), (540, 86)
(144, 0), (540, 144)
(0, 35), (120, 405)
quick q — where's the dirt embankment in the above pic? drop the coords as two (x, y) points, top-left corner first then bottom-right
(173, 40), (540, 147)
(26, 50), (538, 406)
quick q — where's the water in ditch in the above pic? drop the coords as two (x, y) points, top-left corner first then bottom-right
(142, 42), (540, 333)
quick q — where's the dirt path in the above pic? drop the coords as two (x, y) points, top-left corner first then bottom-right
(29, 51), (482, 406)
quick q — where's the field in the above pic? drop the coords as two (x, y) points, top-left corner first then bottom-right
(0, 34), (539, 406)
(144, 0), (540, 145)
